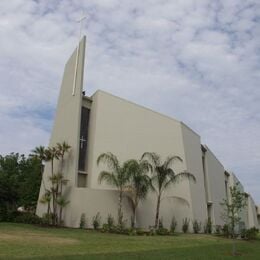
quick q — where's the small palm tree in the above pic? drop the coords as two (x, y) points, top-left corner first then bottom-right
(124, 159), (151, 228)
(141, 152), (196, 228)
(56, 142), (71, 172)
(44, 146), (59, 225)
(44, 147), (59, 177)
(40, 190), (52, 224)
(31, 145), (46, 189)
(97, 152), (129, 225)
(56, 196), (70, 225)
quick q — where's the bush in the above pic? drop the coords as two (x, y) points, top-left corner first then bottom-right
(204, 218), (212, 234)
(156, 227), (169, 235)
(41, 213), (52, 226)
(158, 218), (164, 229)
(222, 224), (230, 237)
(182, 218), (190, 233)
(192, 220), (201, 234)
(215, 225), (222, 235)
(92, 212), (101, 230)
(79, 213), (86, 229)
(107, 214), (115, 230)
(241, 227), (259, 240)
(170, 216), (177, 234)
(14, 212), (42, 224)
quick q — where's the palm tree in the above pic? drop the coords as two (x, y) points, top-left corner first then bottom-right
(31, 145), (46, 190)
(97, 152), (129, 225)
(44, 147), (59, 177)
(124, 159), (151, 228)
(56, 196), (70, 225)
(40, 190), (52, 224)
(56, 142), (71, 173)
(141, 152), (196, 228)
(44, 146), (59, 225)
(56, 142), (71, 225)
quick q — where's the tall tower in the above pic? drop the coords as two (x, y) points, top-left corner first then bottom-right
(36, 36), (87, 217)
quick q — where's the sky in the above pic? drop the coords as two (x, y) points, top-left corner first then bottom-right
(0, 0), (259, 203)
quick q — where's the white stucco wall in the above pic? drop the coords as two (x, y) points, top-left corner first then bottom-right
(203, 147), (226, 226)
(86, 90), (195, 230)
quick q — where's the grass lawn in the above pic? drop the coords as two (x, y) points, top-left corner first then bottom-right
(0, 223), (259, 259)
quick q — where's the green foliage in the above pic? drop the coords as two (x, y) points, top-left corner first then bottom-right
(158, 218), (164, 229)
(97, 152), (129, 225)
(241, 227), (259, 240)
(92, 212), (101, 230)
(79, 213), (86, 229)
(107, 214), (115, 230)
(141, 152), (196, 228)
(124, 159), (151, 228)
(182, 218), (190, 233)
(14, 212), (42, 224)
(204, 218), (212, 234)
(170, 216), (177, 234)
(215, 225), (222, 235)
(35, 142), (71, 226)
(220, 183), (247, 238)
(0, 153), (42, 221)
(222, 224), (230, 237)
(192, 220), (201, 234)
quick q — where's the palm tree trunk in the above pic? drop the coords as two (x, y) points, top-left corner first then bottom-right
(118, 190), (123, 226)
(133, 206), (137, 228)
(155, 194), (161, 228)
(59, 205), (62, 226)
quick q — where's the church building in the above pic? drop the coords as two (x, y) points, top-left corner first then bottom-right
(36, 36), (259, 230)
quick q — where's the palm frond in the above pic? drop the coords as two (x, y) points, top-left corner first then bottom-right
(163, 195), (190, 207)
(97, 152), (120, 172)
(174, 171), (196, 183)
(163, 155), (183, 169)
(98, 171), (119, 187)
(141, 152), (161, 167)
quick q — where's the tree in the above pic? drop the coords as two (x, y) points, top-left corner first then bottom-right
(56, 142), (71, 224)
(97, 152), (129, 225)
(141, 152), (196, 228)
(221, 183), (247, 256)
(0, 153), (42, 220)
(124, 159), (151, 228)
(37, 143), (70, 226)
(31, 146), (46, 190)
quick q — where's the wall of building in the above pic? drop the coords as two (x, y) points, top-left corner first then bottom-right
(181, 123), (208, 224)
(203, 146), (226, 226)
(247, 195), (259, 228)
(86, 90), (195, 230)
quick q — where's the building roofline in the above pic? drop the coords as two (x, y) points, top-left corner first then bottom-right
(91, 89), (181, 123)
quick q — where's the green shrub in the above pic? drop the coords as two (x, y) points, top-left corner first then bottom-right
(107, 214), (115, 230)
(182, 218), (190, 233)
(14, 212), (42, 224)
(79, 213), (86, 229)
(192, 220), (201, 234)
(241, 227), (259, 240)
(156, 227), (169, 235)
(204, 218), (212, 234)
(222, 224), (230, 237)
(215, 225), (221, 235)
(92, 212), (101, 230)
(158, 218), (164, 229)
(170, 216), (177, 234)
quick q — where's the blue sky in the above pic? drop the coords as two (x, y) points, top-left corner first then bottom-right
(0, 0), (259, 203)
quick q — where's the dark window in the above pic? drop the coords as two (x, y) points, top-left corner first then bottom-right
(78, 107), (90, 171)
